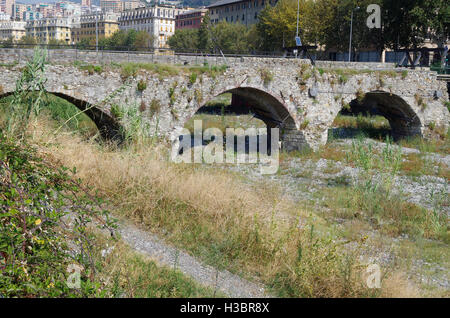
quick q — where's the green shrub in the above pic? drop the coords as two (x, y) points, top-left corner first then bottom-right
(137, 79), (147, 91)
(260, 68), (273, 86)
(0, 133), (116, 297)
(189, 72), (197, 85)
(150, 99), (161, 114)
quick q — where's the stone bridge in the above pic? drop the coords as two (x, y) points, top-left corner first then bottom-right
(0, 50), (448, 151)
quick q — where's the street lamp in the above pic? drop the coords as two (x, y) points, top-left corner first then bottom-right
(296, 0), (300, 38)
(95, 13), (98, 52)
(348, 6), (360, 62)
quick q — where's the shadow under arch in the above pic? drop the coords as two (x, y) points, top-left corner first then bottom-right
(192, 86), (297, 130)
(181, 86), (305, 152)
(363, 91), (422, 139)
(0, 91), (123, 141)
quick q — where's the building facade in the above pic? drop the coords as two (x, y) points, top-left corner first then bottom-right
(119, 5), (187, 48)
(26, 17), (72, 43)
(100, 0), (122, 13)
(0, 20), (25, 41)
(175, 8), (206, 30)
(122, 0), (144, 11)
(0, 0), (14, 17)
(71, 12), (119, 44)
(208, 0), (276, 26)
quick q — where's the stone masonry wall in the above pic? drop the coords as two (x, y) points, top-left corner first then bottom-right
(0, 49), (448, 151)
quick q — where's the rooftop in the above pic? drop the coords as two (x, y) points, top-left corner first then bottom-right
(207, 0), (244, 8)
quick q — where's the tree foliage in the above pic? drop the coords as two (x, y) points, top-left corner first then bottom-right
(76, 29), (154, 50)
(168, 17), (259, 54)
(167, 0), (449, 53)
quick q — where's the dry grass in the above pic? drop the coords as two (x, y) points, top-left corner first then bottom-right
(379, 273), (421, 298)
(22, 117), (424, 298)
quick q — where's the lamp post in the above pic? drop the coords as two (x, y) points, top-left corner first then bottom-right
(296, 0), (300, 38)
(348, 6), (360, 62)
(95, 13), (98, 52)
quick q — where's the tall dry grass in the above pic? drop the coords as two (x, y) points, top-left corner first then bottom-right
(26, 117), (420, 298)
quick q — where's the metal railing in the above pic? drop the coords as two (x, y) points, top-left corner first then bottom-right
(0, 42), (386, 62)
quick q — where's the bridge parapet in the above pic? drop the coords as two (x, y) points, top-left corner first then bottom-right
(0, 48), (397, 71)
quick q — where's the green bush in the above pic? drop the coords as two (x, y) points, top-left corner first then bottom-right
(0, 133), (116, 297)
(137, 79), (147, 92)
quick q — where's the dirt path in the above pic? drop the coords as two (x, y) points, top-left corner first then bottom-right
(116, 219), (271, 298)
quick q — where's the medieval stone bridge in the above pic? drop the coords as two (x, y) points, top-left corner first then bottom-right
(0, 49), (448, 151)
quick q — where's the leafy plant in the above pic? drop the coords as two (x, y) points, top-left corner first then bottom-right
(0, 133), (116, 297)
(6, 48), (47, 139)
(189, 72), (197, 85)
(137, 79), (147, 92)
(259, 68), (273, 86)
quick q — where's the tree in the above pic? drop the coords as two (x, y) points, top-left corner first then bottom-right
(211, 21), (252, 54)
(321, 0), (384, 53)
(18, 35), (37, 47)
(134, 31), (154, 50)
(382, 0), (450, 49)
(198, 12), (213, 52)
(257, 0), (306, 51)
(168, 29), (199, 52)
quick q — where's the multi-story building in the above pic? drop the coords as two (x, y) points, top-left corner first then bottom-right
(0, 12), (10, 21)
(122, 0), (144, 12)
(0, 20), (25, 40)
(13, 3), (28, 21)
(23, 11), (42, 21)
(119, 5), (187, 48)
(208, 0), (277, 26)
(100, 0), (122, 13)
(81, 0), (91, 7)
(175, 8), (207, 30)
(71, 12), (119, 44)
(26, 17), (73, 43)
(0, 0), (14, 17)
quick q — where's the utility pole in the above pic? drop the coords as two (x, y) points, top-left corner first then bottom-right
(95, 13), (98, 52)
(348, 6), (360, 62)
(296, 0), (300, 38)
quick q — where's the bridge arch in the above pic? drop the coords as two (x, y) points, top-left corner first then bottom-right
(0, 91), (122, 141)
(333, 90), (422, 141)
(184, 86), (308, 151)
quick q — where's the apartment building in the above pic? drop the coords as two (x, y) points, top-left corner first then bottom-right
(175, 7), (207, 30)
(119, 5), (187, 48)
(0, 0), (14, 17)
(0, 12), (10, 21)
(122, 0), (144, 11)
(208, 0), (277, 26)
(71, 12), (119, 43)
(0, 20), (25, 41)
(13, 3), (27, 20)
(26, 17), (73, 43)
(100, 0), (122, 13)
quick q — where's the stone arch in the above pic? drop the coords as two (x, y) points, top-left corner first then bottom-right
(185, 86), (308, 151)
(189, 86), (297, 129)
(336, 90), (422, 140)
(0, 91), (123, 141)
(362, 91), (422, 139)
